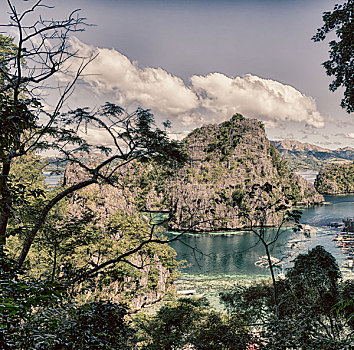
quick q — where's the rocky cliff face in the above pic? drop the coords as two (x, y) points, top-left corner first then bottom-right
(63, 165), (177, 311)
(62, 114), (325, 306)
(145, 115), (324, 231)
(315, 162), (354, 194)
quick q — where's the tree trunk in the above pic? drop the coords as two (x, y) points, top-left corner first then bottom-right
(51, 240), (57, 282)
(0, 160), (11, 268)
(265, 244), (279, 319)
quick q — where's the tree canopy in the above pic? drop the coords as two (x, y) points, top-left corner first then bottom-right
(0, 1), (189, 347)
(0, 0), (187, 273)
(312, 0), (354, 113)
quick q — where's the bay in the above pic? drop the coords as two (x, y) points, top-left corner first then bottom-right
(169, 195), (353, 281)
(44, 170), (353, 281)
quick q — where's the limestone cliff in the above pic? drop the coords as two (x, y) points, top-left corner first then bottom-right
(61, 114), (325, 306)
(64, 115), (323, 234)
(145, 115), (324, 231)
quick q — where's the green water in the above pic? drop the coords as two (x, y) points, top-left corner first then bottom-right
(167, 195), (354, 308)
(169, 195), (353, 281)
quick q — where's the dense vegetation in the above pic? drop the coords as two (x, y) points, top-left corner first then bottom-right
(0, 1), (352, 349)
(312, 0), (353, 113)
(3, 241), (353, 348)
(137, 246), (354, 349)
(0, 2), (186, 347)
(315, 162), (354, 194)
(142, 115), (324, 232)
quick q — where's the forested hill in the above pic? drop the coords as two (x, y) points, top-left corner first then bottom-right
(315, 162), (354, 194)
(57, 115), (326, 313)
(271, 139), (354, 171)
(139, 114), (324, 232)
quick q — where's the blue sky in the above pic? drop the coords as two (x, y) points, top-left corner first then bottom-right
(1, 0), (353, 148)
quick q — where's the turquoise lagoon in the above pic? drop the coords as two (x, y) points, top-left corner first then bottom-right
(169, 195), (354, 302)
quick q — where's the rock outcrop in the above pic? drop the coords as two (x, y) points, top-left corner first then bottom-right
(145, 115), (324, 231)
(315, 162), (354, 194)
(62, 114), (325, 306)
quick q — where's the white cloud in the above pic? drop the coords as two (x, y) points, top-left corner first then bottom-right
(190, 73), (325, 128)
(66, 38), (199, 118)
(334, 132), (354, 140)
(167, 130), (191, 141)
(60, 38), (326, 130)
(261, 120), (280, 129)
(77, 126), (113, 146)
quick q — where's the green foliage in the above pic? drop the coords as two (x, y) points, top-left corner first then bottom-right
(0, 29), (187, 268)
(137, 298), (252, 350)
(312, 0), (354, 113)
(2, 207), (179, 347)
(204, 115), (245, 160)
(1, 278), (136, 350)
(138, 298), (207, 350)
(336, 280), (354, 329)
(220, 281), (274, 324)
(287, 245), (341, 290)
(219, 246), (353, 349)
(5, 154), (47, 237)
(269, 145), (288, 177)
(13, 208), (179, 305)
(231, 188), (246, 207)
(288, 175), (303, 202)
(231, 113), (245, 123)
(0, 34), (19, 87)
(60, 301), (136, 349)
(0, 273), (65, 348)
(315, 161), (354, 194)
(0, 6), (186, 348)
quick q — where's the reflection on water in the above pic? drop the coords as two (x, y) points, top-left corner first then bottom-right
(302, 195), (354, 227)
(171, 229), (292, 277)
(169, 195), (353, 280)
(43, 170), (354, 281)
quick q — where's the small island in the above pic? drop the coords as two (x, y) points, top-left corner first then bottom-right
(315, 162), (354, 194)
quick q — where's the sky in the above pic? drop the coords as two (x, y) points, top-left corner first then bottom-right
(1, 0), (353, 149)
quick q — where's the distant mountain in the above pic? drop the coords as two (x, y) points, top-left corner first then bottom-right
(270, 140), (354, 171)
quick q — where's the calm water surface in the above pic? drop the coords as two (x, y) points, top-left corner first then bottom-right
(46, 172), (353, 280)
(169, 195), (353, 281)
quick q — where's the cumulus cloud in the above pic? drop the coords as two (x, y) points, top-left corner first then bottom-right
(66, 38), (199, 118)
(298, 128), (320, 136)
(61, 38), (326, 129)
(190, 73), (324, 128)
(327, 116), (354, 129)
(261, 120), (281, 129)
